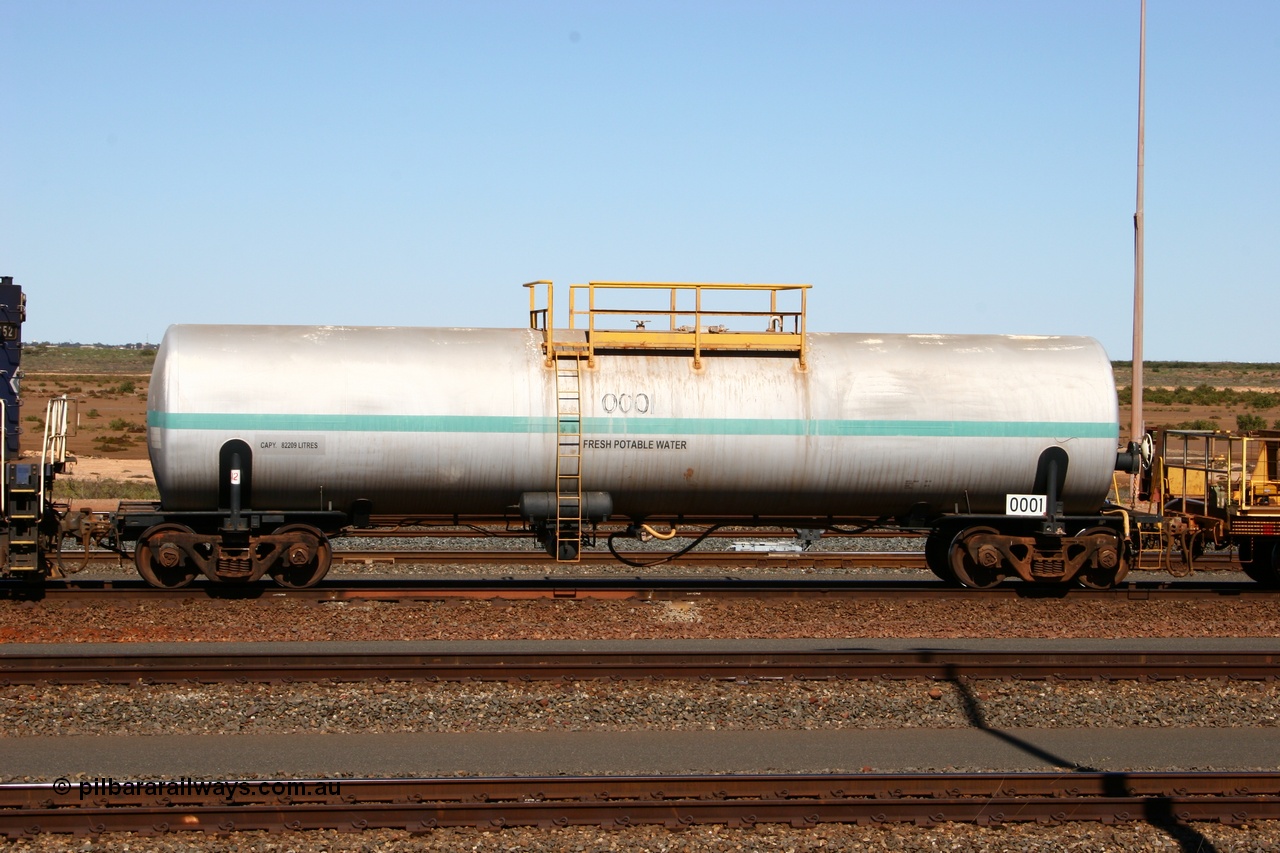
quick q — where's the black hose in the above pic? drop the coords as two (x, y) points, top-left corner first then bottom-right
(823, 516), (892, 536)
(606, 523), (727, 568)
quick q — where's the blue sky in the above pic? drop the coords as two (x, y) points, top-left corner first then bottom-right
(3, 1), (1276, 361)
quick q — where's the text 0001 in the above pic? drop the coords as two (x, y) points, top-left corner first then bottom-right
(1005, 494), (1046, 516)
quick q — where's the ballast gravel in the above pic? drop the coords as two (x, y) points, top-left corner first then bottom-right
(10, 539), (1280, 848)
(3, 821), (1280, 852)
(1, 677), (1277, 738)
(3, 595), (1280, 643)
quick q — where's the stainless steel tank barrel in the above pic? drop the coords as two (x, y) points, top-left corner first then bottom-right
(147, 323), (1119, 519)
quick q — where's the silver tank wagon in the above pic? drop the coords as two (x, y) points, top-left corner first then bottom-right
(148, 327), (1119, 515)
(133, 282), (1130, 589)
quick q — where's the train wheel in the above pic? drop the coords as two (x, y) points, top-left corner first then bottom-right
(269, 524), (333, 589)
(924, 529), (958, 583)
(949, 526), (1005, 589)
(1242, 538), (1280, 585)
(1075, 526), (1128, 589)
(135, 523), (198, 589)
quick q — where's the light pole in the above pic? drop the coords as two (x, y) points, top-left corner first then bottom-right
(1130, 0), (1147, 503)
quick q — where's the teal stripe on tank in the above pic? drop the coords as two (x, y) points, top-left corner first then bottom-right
(584, 417), (1116, 438)
(148, 412), (559, 433)
(149, 411), (1118, 440)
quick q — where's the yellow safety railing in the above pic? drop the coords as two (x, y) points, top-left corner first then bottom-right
(524, 280), (553, 335)
(525, 281), (810, 369)
(1158, 430), (1275, 513)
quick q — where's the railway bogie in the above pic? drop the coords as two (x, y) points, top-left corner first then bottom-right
(921, 515), (1131, 588)
(117, 509), (346, 588)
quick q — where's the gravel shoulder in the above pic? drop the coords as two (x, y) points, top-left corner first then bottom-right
(4, 595), (1280, 643)
(0, 818), (1271, 852)
(3, 677), (1276, 738)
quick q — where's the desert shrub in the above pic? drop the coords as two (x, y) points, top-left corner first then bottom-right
(1168, 419), (1221, 431)
(92, 435), (137, 452)
(54, 477), (158, 501)
(1118, 386), (1280, 409)
(1237, 413), (1268, 431)
(107, 418), (145, 433)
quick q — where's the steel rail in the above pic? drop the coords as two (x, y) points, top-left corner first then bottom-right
(58, 548), (1238, 571)
(335, 549), (1236, 570)
(354, 521), (926, 539)
(334, 549), (929, 567)
(3, 772), (1279, 834)
(52, 548), (922, 569)
(8, 576), (1272, 605)
(2, 648), (1278, 685)
(362, 514), (928, 532)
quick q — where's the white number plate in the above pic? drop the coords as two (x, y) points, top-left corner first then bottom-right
(1005, 494), (1046, 516)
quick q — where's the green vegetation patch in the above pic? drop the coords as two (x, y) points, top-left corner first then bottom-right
(107, 418), (146, 433)
(92, 435), (140, 453)
(1113, 361), (1280, 390)
(1165, 419), (1222, 431)
(54, 477), (159, 501)
(24, 345), (156, 375)
(1117, 385), (1280, 409)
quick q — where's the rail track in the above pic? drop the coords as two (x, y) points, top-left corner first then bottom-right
(5, 575), (1271, 605)
(3, 771), (1279, 835)
(3, 647), (1278, 684)
(54, 547), (931, 570)
(333, 548), (932, 568)
(356, 517), (929, 539)
(49, 546), (1239, 572)
(329, 548), (1235, 573)
(358, 516), (927, 534)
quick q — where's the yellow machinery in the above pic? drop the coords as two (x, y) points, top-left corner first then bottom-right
(1155, 429), (1280, 579)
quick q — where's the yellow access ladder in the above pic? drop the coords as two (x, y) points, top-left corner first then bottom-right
(553, 344), (586, 562)
(523, 279), (811, 563)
